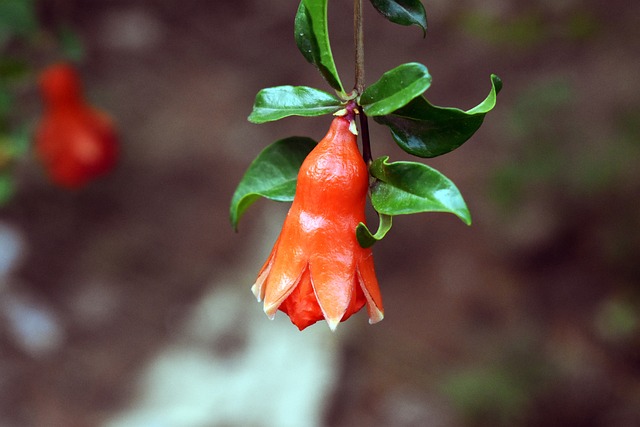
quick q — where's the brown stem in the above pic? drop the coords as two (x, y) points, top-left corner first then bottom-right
(354, 0), (365, 94)
(353, 0), (372, 165)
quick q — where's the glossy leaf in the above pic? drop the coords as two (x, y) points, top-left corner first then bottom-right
(360, 62), (432, 117)
(374, 74), (502, 157)
(356, 214), (393, 248)
(230, 136), (316, 230)
(369, 0), (427, 35)
(369, 156), (471, 225)
(295, 0), (344, 92)
(248, 86), (342, 124)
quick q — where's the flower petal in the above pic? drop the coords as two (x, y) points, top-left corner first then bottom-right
(357, 253), (384, 324)
(263, 267), (305, 319)
(262, 221), (308, 318)
(251, 264), (271, 302)
(278, 268), (325, 330)
(309, 245), (356, 331)
(339, 274), (367, 323)
(251, 235), (281, 302)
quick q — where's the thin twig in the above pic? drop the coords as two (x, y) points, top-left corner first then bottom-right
(354, 0), (365, 94)
(354, 0), (372, 164)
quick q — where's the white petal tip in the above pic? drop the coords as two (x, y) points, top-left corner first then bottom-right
(326, 317), (340, 332)
(250, 285), (262, 302)
(368, 309), (384, 325)
(264, 303), (278, 320)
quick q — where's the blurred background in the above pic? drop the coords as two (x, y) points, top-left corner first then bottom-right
(1, 0), (639, 426)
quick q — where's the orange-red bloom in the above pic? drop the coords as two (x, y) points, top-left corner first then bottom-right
(35, 62), (118, 188)
(252, 116), (384, 331)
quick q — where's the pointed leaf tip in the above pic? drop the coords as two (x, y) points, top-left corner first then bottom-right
(374, 73), (502, 158)
(248, 86), (342, 124)
(356, 214), (393, 248)
(295, 0), (344, 92)
(369, 0), (427, 35)
(491, 74), (503, 94)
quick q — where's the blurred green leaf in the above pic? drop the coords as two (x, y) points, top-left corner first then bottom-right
(0, 58), (29, 84)
(0, 130), (29, 164)
(374, 74), (501, 157)
(0, 0), (37, 41)
(9, 126), (31, 157)
(295, 0), (344, 92)
(58, 26), (86, 62)
(369, 0), (427, 35)
(248, 86), (342, 124)
(490, 78), (567, 209)
(356, 214), (392, 248)
(0, 173), (14, 205)
(509, 77), (569, 139)
(0, 87), (12, 118)
(360, 62), (431, 117)
(441, 365), (532, 426)
(369, 156), (471, 224)
(230, 136), (316, 230)
(566, 10), (599, 40)
(595, 297), (639, 342)
(460, 10), (545, 49)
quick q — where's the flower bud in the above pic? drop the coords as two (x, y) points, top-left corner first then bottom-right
(252, 116), (384, 330)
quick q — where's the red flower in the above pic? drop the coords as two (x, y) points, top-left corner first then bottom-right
(35, 62), (118, 188)
(252, 116), (384, 330)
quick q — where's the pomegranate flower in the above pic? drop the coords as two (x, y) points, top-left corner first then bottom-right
(252, 115), (384, 331)
(35, 62), (118, 188)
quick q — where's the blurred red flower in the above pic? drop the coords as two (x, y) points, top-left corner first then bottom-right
(35, 62), (118, 188)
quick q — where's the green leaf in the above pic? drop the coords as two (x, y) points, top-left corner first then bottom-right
(0, 173), (14, 206)
(369, 0), (427, 35)
(295, 0), (344, 92)
(230, 136), (317, 230)
(295, 3), (319, 67)
(9, 126), (30, 156)
(248, 86), (342, 124)
(58, 26), (85, 62)
(0, 57), (29, 85)
(360, 62), (432, 117)
(0, 128), (29, 159)
(356, 214), (393, 248)
(0, 87), (12, 118)
(374, 74), (502, 157)
(0, 0), (37, 39)
(369, 156), (471, 225)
